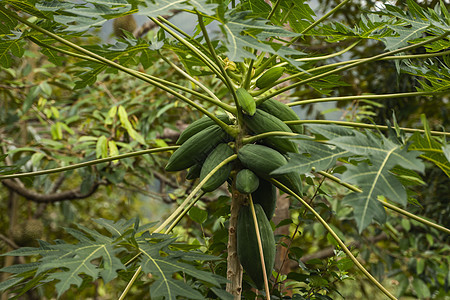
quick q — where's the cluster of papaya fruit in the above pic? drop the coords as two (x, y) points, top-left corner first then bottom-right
(165, 67), (303, 289)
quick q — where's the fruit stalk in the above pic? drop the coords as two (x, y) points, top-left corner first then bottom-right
(249, 196), (270, 300)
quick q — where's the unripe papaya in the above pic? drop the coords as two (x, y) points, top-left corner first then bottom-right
(238, 144), (302, 196)
(258, 98), (303, 134)
(236, 88), (256, 116)
(255, 67), (285, 89)
(243, 109), (298, 153)
(235, 169), (259, 194)
(177, 114), (231, 145)
(199, 143), (234, 192)
(252, 179), (277, 220)
(237, 204), (276, 290)
(186, 163), (202, 180)
(166, 125), (229, 172)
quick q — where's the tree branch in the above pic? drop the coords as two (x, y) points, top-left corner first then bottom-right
(300, 230), (392, 263)
(0, 233), (19, 249)
(2, 179), (100, 203)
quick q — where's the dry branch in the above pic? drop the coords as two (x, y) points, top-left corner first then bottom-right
(2, 179), (100, 203)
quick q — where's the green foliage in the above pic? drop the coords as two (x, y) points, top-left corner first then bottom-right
(0, 218), (226, 298)
(0, 0), (449, 299)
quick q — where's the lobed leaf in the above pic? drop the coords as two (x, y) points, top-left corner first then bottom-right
(272, 139), (349, 175)
(137, 233), (223, 299)
(329, 131), (424, 232)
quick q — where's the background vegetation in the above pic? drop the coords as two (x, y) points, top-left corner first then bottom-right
(0, 0), (449, 299)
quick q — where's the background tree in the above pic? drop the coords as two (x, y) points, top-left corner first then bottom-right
(0, 0), (449, 299)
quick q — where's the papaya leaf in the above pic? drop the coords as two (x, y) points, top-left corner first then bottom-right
(381, 0), (449, 51)
(1, 218), (225, 298)
(0, 31), (25, 68)
(35, 232), (126, 297)
(138, 0), (217, 17)
(408, 116), (450, 178)
(271, 140), (349, 174)
(306, 124), (355, 140)
(279, 0), (315, 33)
(401, 59), (450, 93)
(311, 14), (394, 42)
(443, 144), (450, 162)
(308, 74), (350, 95)
(329, 131), (424, 232)
(1, 221), (128, 298)
(0, 5), (19, 34)
(211, 287), (234, 300)
(244, 0), (271, 16)
(35, 0), (128, 32)
(5, 0), (50, 19)
(0, 277), (24, 293)
(0, 262), (41, 274)
(218, 10), (304, 66)
(137, 233), (223, 300)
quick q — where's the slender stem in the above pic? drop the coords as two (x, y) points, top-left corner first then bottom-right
(260, 46), (450, 96)
(378, 49), (450, 60)
(151, 16), (225, 82)
(267, 0), (282, 20)
(118, 266), (142, 300)
(119, 155), (238, 299)
(277, 40), (361, 67)
(165, 191), (206, 234)
(270, 179), (398, 300)
(0, 146), (179, 180)
(314, 169), (362, 194)
(197, 13), (238, 102)
(262, 32), (450, 101)
(157, 16), (213, 58)
(226, 67), (243, 82)
(197, 13), (244, 128)
(285, 120), (450, 137)
(249, 196), (270, 300)
(253, 50), (267, 73)
(153, 154), (238, 233)
(254, 55), (276, 80)
(316, 169), (450, 235)
(274, 49), (450, 90)
(241, 131), (298, 144)
(382, 201), (450, 235)
(158, 51), (237, 113)
(288, 91), (448, 107)
(4, 9), (233, 133)
(242, 57), (255, 90)
(255, 0), (352, 74)
(28, 37), (222, 105)
(124, 252), (142, 267)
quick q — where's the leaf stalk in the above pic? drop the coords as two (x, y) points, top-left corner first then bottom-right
(150, 17), (225, 81)
(0, 147), (179, 180)
(262, 32), (450, 101)
(288, 90), (448, 106)
(270, 179), (398, 300)
(315, 169), (450, 235)
(249, 196), (270, 300)
(1, 8), (232, 134)
(285, 120), (450, 137)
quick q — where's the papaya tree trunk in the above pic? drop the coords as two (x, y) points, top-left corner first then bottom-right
(226, 187), (244, 298)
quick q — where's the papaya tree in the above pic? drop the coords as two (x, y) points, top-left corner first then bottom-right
(0, 0), (449, 299)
